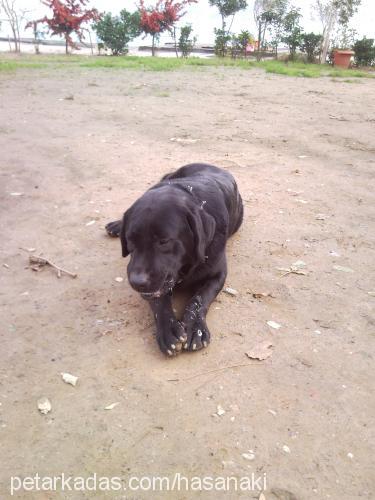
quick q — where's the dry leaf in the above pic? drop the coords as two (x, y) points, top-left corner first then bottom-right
(250, 291), (274, 299)
(246, 341), (273, 360)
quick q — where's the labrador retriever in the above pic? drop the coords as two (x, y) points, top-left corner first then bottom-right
(106, 163), (243, 356)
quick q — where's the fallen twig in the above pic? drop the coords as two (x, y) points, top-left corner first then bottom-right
(167, 362), (258, 382)
(277, 266), (307, 277)
(29, 255), (77, 279)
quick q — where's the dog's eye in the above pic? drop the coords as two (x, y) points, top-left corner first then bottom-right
(159, 239), (170, 246)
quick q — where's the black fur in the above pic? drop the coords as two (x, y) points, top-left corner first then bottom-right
(106, 163), (243, 356)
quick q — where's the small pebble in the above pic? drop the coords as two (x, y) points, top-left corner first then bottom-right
(242, 450), (255, 461)
(267, 320), (282, 329)
(115, 277), (123, 283)
(37, 397), (52, 415)
(223, 287), (238, 296)
(216, 405), (226, 416)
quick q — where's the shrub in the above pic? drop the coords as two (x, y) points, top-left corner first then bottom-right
(214, 28), (231, 57)
(93, 9), (141, 55)
(178, 25), (196, 57)
(300, 32), (323, 63)
(353, 37), (375, 66)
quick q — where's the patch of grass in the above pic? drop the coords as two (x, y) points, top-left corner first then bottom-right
(0, 60), (44, 71)
(254, 60), (374, 78)
(342, 79), (363, 84)
(1, 54), (374, 79)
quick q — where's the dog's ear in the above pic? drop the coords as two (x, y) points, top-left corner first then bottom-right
(120, 207), (133, 257)
(186, 207), (216, 263)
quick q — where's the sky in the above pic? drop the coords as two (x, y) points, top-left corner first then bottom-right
(2, 0), (375, 45)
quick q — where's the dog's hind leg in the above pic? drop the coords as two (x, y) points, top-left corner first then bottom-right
(105, 220), (122, 237)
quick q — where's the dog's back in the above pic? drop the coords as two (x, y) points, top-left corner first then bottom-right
(160, 163), (243, 237)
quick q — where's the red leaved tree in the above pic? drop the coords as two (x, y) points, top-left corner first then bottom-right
(27, 0), (100, 54)
(139, 0), (196, 56)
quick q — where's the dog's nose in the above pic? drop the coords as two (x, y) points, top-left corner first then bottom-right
(129, 272), (150, 292)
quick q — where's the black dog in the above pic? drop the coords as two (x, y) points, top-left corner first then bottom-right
(106, 163), (243, 356)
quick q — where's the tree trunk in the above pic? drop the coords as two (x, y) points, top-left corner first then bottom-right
(320, 6), (336, 64)
(173, 27), (178, 58)
(15, 16), (21, 52)
(152, 34), (155, 56)
(256, 21), (262, 61)
(33, 23), (40, 54)
(65, 36), (69, 55)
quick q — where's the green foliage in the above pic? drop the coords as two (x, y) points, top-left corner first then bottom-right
(281, 8), (303, 60)
(253, 0), (289, 59)
(331, 24), (357, 49)
(214, 28), (232, 57)
(93, 9), (141, 55)
(178, 25), (196, 57)
(209, 0), (247, 28)
(353, 37), (375, 66)
(333, 0), (361, 25)
(300, 32), (323, 62)
(237, 30), (253, 51)
(229, 30), (253, 58)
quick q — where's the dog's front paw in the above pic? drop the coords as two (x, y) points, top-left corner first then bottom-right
(156, 317), (187, 357)
(183, 313), (211, 352)
(105, 220), (122, 237)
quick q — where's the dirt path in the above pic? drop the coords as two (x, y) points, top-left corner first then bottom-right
(0, 64), (374, 500)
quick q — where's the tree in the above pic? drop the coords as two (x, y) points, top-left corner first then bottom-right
(281, 7), (303, 61)
(229, 30), (253, 58)
(0, 0), (25, 52)
(178, 24), (196, 57)
(208, 0), (247, 32)
(353, 37), (375, 66)
(313, 0), (361, 63)
(299, 32), (323, 62)
(214, 27), (231, 56)
(93, 9), (140, 55)
(27, 0), (100, 54)
(253, 0), (289, 60)
(138, 0), (196, 56)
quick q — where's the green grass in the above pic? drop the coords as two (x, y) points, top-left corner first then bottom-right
(255, 60), (373, 78)
(0, 60), (44, 71)
(0, 53), (373, 79)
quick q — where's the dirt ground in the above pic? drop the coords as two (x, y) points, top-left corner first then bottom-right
(0, 62), (374, 500)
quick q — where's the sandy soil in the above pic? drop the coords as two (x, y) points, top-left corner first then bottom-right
(0, 63), (374, 500)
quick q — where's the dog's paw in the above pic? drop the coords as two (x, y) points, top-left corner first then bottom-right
(156, 317), (187, 357)
(105, 220), (122, 237)
(183, 314), (211, 352)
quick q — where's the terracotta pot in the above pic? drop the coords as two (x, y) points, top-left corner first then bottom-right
(333, 50), (355, 69)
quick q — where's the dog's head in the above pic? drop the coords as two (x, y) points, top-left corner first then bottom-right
(120, 187), (215, 299)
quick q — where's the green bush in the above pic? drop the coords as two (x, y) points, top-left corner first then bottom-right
(93, 9), (141, 55)
(214, 28), (232, 57)
(300, 32), (323, 63)
(178, 25), (196, 58)
(353, 37), (375, 66)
